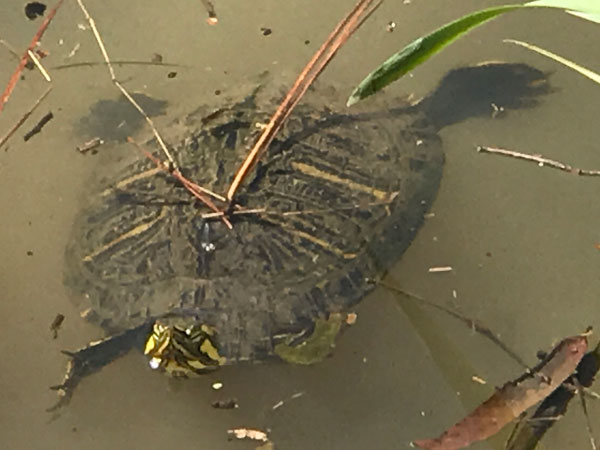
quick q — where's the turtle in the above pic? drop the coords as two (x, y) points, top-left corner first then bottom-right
(50, 62), (549, 410)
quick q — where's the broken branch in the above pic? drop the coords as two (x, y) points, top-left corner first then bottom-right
(413, 333), (589, 450)
(477, 145), (600, 176)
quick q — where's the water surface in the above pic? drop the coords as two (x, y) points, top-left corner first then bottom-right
(1, 1), (599, 449)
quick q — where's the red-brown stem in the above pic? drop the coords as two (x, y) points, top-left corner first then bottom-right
(0, 0), (64, 112)
(128, 138), (233, 229)
(225, 0), (381, 203)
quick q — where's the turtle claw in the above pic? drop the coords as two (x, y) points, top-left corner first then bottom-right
(47, 385), (75, 413)
(47, 349), (93, 412)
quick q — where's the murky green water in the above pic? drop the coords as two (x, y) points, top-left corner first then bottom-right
(1, 1), (598, 449)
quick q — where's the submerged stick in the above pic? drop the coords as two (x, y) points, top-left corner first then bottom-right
(477, 145), (600, 176)
(23, 111), (53, 141)
(51, 60), (187, 70)
(226, 0), (382, 203)
(412, 333), (588, 450)
(375, 281), (528, 369)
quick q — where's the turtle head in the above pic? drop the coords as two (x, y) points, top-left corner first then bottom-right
(143, 321), (226, 376)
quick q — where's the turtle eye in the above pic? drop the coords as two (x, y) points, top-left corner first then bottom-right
(143, 321), (226, 376)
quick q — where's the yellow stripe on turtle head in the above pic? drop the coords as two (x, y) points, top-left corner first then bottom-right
(144, 321), (226, 374)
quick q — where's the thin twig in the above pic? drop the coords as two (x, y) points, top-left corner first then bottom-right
(51, 60), (187, 70)
(0, 0), (63, 112)
(126, 138), (232, 229)
(0, 39), (21, 60)
(0, 86), (52, 149)
(128, 139), (226, 203)
(374, 280), (530, 370)
(201, 207), (267, 219)
(75, 0), (176, 169)
(477, 146), (600, 176)
(200, 199), (394, 220)
(27, 50), (52, 82)
(226, 0), (382, 203)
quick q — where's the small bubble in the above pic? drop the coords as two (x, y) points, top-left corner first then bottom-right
(149, 358), (161, 370)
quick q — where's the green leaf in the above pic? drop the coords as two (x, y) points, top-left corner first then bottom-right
(567, 10), (600, 23)
(347, 5), (520, 106)
(525, 0), (600, 12)
(347, 0), (600, 106)
(505, 39), (600, 85)
(529, 0), (600, 22)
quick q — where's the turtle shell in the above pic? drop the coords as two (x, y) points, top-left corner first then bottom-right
(65, 85), (443, 363)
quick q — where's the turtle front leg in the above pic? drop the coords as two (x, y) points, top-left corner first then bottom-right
(48, 322), (153, 412)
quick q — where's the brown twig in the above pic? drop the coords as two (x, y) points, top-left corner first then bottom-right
(0, 86), (52, 149)
(226, 0), (382, 203)
(126, 138), (232, 229)
(51, 61), (187, 70)
(0, 0), (63, 113)
(477, 146), (600, 176)
(127, 139), (226, 203)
